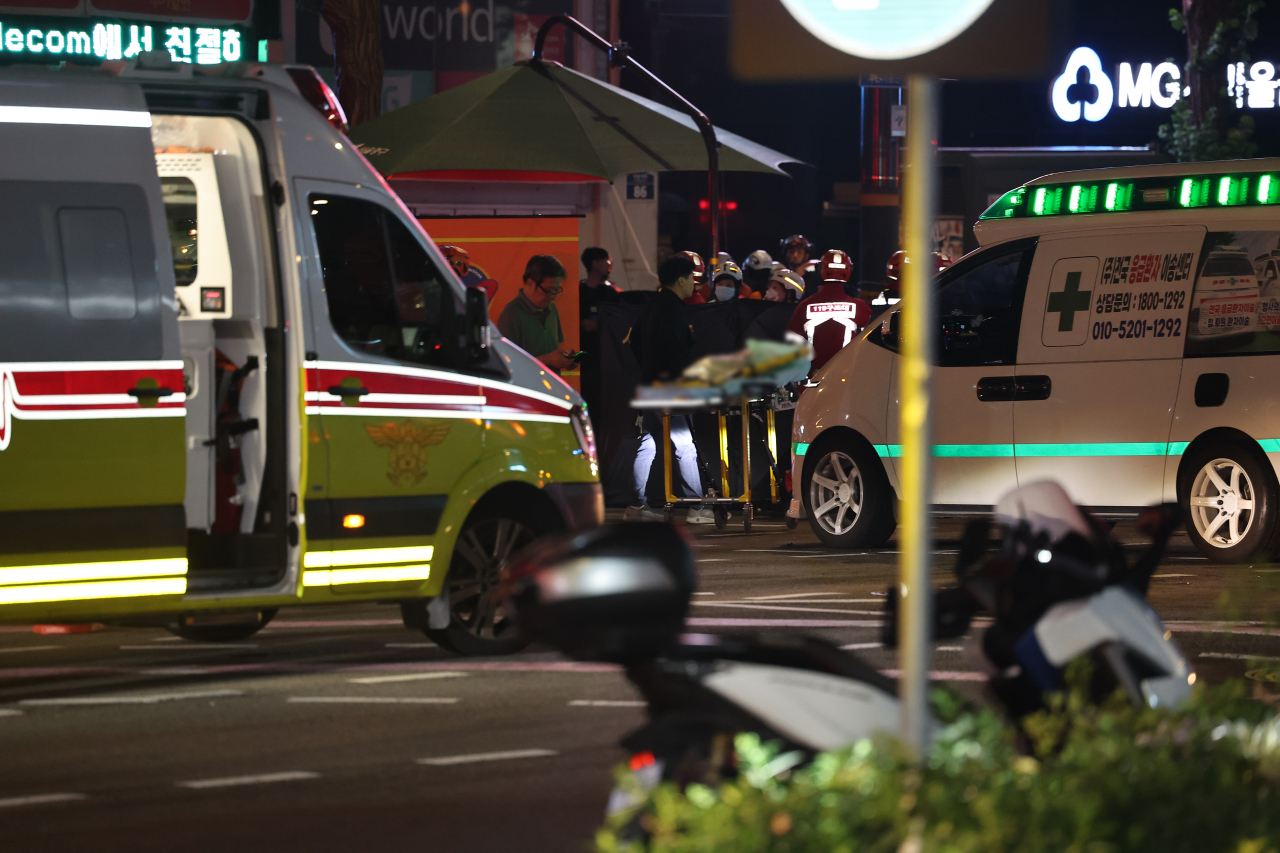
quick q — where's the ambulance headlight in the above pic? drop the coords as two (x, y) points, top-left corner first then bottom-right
(570, 406), (598, 473)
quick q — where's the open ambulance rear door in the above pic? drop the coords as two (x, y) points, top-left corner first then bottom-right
(0, 73), (188, 621)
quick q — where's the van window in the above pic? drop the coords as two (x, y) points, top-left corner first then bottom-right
(0, 180), (161, 363)
(871, 240), (1034, 366)
(1187, 230), (1280, 355)
(59, 208), (139, 321)
(161, 177), (198, 286)
(310, 195), (460, 368)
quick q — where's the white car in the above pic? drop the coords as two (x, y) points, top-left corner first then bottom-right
(789, 160), (1280, 563)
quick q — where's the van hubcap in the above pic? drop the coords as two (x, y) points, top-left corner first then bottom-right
(449, 518), (534, 640)
(809, 450), (862, 536)
(1190, 458), (1256, 548)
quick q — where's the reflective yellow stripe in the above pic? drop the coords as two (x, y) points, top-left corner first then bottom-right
(0, 577), (186, 605)
(303, 546), (434, 569)
(0, 558), (188, 587)
(304, 565), (430, 586)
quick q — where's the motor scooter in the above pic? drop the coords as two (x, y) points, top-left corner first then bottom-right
(499, 481), (1194, 807)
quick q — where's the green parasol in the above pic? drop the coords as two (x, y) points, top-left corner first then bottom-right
(347, 60), (801, 182)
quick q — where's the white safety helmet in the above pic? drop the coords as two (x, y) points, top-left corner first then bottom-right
(744, 250), (773, 271)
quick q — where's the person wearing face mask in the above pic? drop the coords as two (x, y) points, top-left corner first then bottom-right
(765, 268), (804, 304)
(712, 262), (743, 302)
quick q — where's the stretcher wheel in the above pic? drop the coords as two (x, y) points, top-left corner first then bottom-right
(714, 508), (728, 529)
(743, 505), (753, 534)
(786, 516), (799, 530)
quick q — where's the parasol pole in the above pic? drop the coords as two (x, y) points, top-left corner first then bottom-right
(533, 15), (720, 257)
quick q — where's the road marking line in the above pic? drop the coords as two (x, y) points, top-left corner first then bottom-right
(1152, 574), (1195, 578)
(288, 696), (458, 704)
(840, 642), (882, 650)
(698, 559), (728, 562)
(568, 700), (645, 707)
(151, 637), (183, 642)
(118, 644), (258, 650)
(385, 643), (438, 648)
(1199, 652), (1280, 661)
(20, 689), (243, 706)
(745, 592), (843, 600)
(690, 602), (882, 615)
(0, 793), (85, 808)
(0, 708), (23, 717)
(138, 667), (211, 676)
(0, 645), (59, 654)
(266, 620), (403, 628)
(418, 749), (557, 766)
(688, 617), (882, 628)
(177, 771), (319, 789)
(937, 646), (964, 651)
(348, 671), (467, 684)
(879, 669), (986, 682)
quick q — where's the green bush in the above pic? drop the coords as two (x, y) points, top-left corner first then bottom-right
(597, 673), (1280, 853)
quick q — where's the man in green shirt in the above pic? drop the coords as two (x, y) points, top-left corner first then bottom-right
(496, 255), (576, 373)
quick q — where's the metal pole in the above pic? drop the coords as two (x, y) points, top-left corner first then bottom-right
(532, 14), (720, 255)
(897, 74), (938, 757)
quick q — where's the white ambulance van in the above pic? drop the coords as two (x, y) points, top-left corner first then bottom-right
(0, 59), (601, 651)
(791, 160), (1280, 563)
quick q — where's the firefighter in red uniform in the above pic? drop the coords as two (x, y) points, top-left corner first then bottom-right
(678, 250), (710, 304)
(786, 249), (871, 375)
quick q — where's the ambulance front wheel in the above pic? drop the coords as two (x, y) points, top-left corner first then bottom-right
(802, 436), (896, 550)
(1179, 438), (1280, 563)
(426, 500), (555, 656)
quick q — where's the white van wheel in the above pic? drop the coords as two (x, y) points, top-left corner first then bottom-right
(1180, 440), (1278, 563)
(802, 439), (895, 549)
(810, 451), (863, 536)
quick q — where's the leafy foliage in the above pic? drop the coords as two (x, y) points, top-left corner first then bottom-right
(598, 675), (1280, 853)
(1159, 1), (1265, 162)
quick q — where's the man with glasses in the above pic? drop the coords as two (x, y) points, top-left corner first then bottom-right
(497, 254), (577, 373)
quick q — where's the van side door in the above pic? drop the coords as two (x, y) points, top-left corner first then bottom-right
(0, 79), (188, 614)
(1013, 228), (1202, 508)
(296, 181), (482, 594)
(884, 238), (1035, 507)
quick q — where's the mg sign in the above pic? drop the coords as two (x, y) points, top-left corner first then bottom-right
(1050, 47), (1280, 122)
(778, 0), (997, 60)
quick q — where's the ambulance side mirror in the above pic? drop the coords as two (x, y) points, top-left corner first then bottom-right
(464, 286), (491, 361)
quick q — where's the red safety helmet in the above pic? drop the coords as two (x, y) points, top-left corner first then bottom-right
(678, 250), (706, 283)
(440, 245), (471, 278)
(819, 248), (853, 282)
(886, 250), (952, 283)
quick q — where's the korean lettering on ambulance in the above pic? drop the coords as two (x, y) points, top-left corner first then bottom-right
(1088, 251), (1194, 341)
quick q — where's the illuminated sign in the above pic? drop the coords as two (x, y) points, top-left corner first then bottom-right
(0, 18), (243, 64)
(1051, 47), (1280, 122)
(777, 0), (997, 61)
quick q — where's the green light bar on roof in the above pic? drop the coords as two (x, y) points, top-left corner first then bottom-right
(979, 170), (1280, 221)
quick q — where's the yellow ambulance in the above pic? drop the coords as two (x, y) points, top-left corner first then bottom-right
(0, 61), (601, 654)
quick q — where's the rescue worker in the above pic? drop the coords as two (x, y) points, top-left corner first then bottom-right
(786, 249), (871, 375)
(441, 244), (498, 302)
(765, 268), (804, 304)
(780, 234), (821, 296)
(711, 261), (744, 301)
(741, 250), (772, 299)
(678, 250), (710, 304)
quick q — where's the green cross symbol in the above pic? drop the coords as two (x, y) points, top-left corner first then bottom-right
(1047, 271), (1092, 332)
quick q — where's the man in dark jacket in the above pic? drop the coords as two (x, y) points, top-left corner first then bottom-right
(625, 255), (712, 523)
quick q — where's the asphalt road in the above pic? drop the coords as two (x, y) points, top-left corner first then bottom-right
(1, 515), (1277, 852)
